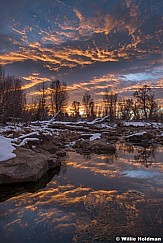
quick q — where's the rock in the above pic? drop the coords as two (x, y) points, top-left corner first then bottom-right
(47, 159), (61, 169)
(79, 134), (92, 139)
(39, 142), (58, 154)
(0, 147), (61, 184)
(25, 139), (40, 148)
(56, 150), (67, 157)
(45, 145), (59, 154)
(73, 139), (116, 154)
(73, 139), (90, 150)
(103, 135), (119, 142)
(125, 131), (153, 144)
(91, 141), (116, 154)
(0, 168), (61, 203)
(156, 133), (163, 145)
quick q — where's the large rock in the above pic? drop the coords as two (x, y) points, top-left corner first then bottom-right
(0, 168), (61, 203)
(156, 132), (163, 145)
(0, 147), (61, 184)
(125, 131), (153, 144)
(73, 139), (116, 154)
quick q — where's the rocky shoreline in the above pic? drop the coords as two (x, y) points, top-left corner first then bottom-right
(0, 120), (162, 184)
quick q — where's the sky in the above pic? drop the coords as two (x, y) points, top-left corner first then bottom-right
(0, 0), (162, 104)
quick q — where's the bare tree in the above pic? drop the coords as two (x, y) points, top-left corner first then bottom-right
(71, 101), (80, 117)
(103, 89), (118, 121)
(50, 80), (69, 115)
(133, 85), (157, 120)
(0, 66), (5, 122)
(95, 104), (103, 117)
(36, 82), (49, 120)
(89, 100), (96, 119)
(82, 91), (94, 118)
(119, 98), (134, 120)
(0, 70), (25, 124)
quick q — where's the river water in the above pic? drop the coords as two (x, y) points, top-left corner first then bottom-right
(0, 144), (163, 242)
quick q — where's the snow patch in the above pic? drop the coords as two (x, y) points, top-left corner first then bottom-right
(18, 131), (39, 139)
(126, 131), (147, 138)
(124, 121), (162, 128)
(90, 133), (101, 141)
(18, 138), (39, 147)
(0, 136), (16, 162)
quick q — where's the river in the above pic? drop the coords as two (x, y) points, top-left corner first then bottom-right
(0, 144), (163, 242)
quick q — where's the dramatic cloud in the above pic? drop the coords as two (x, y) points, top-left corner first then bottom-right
(0, 0), (162, 103)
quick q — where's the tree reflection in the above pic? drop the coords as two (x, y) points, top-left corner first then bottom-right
(104, 154), (117, 164)
(134, 145), (157, 167)
(83, 152), (91, 160)
(117, 143), (158, 167)
(117, 143), (135, 154)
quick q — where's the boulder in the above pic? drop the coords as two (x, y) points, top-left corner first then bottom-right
(56, 150), (67, 157)
(0, 147), (61, 184)
(90, 141), (116, 154)
(79, 134), (92, 139)
(125, 131), (153, 144)
(73, 139), (116, 154)
(0, 168), (61, 203)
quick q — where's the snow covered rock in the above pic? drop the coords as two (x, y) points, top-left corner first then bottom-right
(125, 131), (153, 144)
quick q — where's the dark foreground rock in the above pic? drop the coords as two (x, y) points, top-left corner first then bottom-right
(73, 139), (116, 154)
(0, 147), (61, 185)
(0, 167), (61, 203)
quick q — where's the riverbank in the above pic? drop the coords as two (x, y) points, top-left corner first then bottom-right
(0, 120), (163, 184)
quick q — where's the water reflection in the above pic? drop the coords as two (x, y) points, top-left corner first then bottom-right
(79, 143), (161, 167)
(0, 146), (163, 243)
(83, 152), (117, 164)
(75, 190), (163, 242)
(134, 145), (157, 167)
(117, 143), (161, 167)
(0, 167), (61, 203)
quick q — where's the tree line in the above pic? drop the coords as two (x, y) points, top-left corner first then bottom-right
(0, 65), (162, 124)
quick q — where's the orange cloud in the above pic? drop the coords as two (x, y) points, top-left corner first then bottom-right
(22, 73), (51, 90)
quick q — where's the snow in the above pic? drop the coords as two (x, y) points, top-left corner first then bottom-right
(86, 118), (102, 124)
(18, 131), (39, 139)
(65, 141), (76, 147)
(126, 131), (147, 138)
(90, 133), (101, 141)
(0, 125), (24, 135)
(18, 137), (39, 147)
(124, 122), (150, 127)
(0, 136), (16, 162)
(124, 121), (163, 128)
(97, 123), (112, 129)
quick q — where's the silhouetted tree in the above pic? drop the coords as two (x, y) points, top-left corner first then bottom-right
(37, 82), (49, 120)
(133, 85), (157, 120)
(95, 104), (103, 117)
(103, 89), (118, 121)
(71, 101), (80, 117)
(0, 68), (25, 124)
(50, 80), (68, 115)
(119, 98), (134, 120)
(82, 91), (94, 118)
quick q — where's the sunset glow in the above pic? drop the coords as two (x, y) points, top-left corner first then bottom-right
(0, 0), (162, 104)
